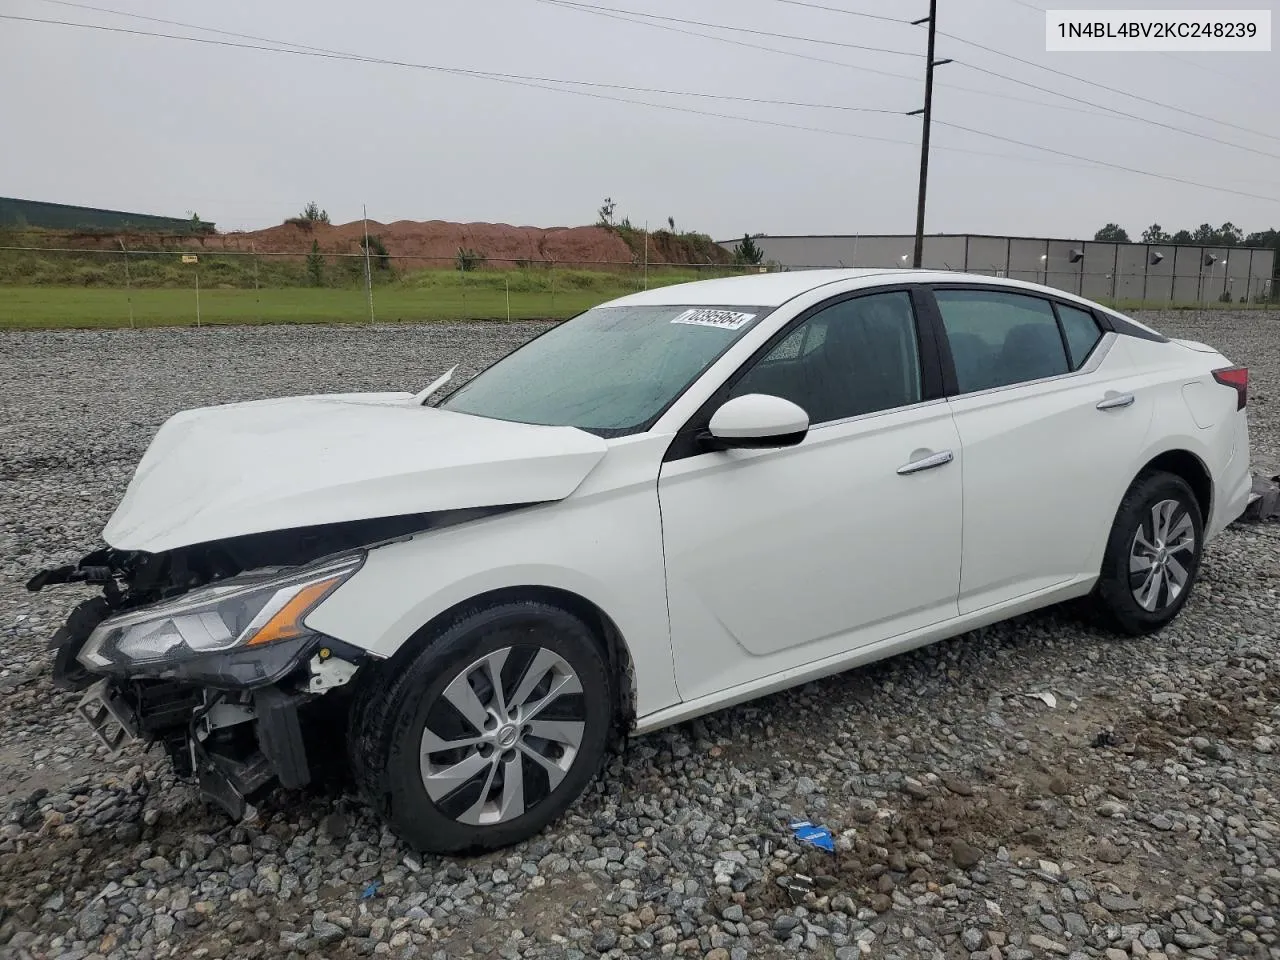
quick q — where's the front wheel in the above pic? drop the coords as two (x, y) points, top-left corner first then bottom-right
(1092, 470), (1204, 635)
(348, 601), (614, 853)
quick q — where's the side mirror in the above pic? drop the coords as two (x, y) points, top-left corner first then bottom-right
(700, 393), (809, 450)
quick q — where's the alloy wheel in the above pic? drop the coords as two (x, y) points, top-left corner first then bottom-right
(419, 645), (586, 825)
(1128, 498), (1196, 612)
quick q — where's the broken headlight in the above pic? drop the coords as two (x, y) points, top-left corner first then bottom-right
(79, 554), (363, 670)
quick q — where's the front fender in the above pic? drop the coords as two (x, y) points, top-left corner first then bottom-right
(304, 443), (680, 720)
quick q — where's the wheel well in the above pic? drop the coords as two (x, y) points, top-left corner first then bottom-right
(1140, 449), (1213, 521)
(400, 586), (637, 737)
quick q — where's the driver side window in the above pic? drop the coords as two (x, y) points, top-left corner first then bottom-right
(729, 291), (923, 425)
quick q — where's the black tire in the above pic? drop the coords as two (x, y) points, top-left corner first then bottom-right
(1093, 469), (1204, 635)
(347, 600), (613, 854)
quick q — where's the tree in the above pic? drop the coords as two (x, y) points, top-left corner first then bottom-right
(1218, 222), (1244, 246)
(667, 216), (676, 232)
(1141, 223), (1169, 243)
(596, 197), (616, 228)
(1245, 228), (1280, 280)
(305, 239), (324, 285)
(1093, 223), (1130, 242)
(1170, 229), (1193, 245)
(1191, 223), (1219, 244)
(733, 234), (764, 265)
(1245, 228), (1277, 247)
(300, 201), (330, 225)
(360, 234), (390, 270)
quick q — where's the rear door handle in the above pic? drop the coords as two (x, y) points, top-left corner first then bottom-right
(897, 450), (954, 475)
(1096, 392), (1136, 410)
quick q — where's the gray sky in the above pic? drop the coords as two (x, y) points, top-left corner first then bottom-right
(2, 0), (1277, 239)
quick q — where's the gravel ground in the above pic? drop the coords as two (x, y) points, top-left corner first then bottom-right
(1, 311), (1278, 960)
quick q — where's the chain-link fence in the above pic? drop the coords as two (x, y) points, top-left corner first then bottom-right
(0, 242), (1275, 328)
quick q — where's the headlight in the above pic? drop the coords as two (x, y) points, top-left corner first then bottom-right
(79, 554), (363, 670)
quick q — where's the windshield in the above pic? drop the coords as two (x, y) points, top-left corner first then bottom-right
(437, 304), (769, 436)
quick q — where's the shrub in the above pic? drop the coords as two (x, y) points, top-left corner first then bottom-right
(306, 240), (324, 286)
(456, 247), (485, 272)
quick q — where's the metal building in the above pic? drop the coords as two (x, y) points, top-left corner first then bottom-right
(720, 233), (1276, 306)
(0, 197), (213, 234)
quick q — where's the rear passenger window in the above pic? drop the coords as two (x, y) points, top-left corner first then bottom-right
(934, 289), (1069, 393)
(1056, 304), (1103, 369)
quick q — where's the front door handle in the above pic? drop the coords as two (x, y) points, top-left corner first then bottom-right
(897, 449), (954, 475)
(1096, 392), (1136, 411)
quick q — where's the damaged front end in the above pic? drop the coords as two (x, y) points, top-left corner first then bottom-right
(27, 516), (434, 820)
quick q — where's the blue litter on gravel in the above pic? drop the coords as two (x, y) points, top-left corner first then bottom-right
(362, 881), (381, 899)
(789, 818), (834, 852)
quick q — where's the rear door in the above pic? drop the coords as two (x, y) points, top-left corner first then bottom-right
(925, 285), (1154, 613)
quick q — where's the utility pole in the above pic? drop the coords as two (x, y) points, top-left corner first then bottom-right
(909, 0), (951, 269)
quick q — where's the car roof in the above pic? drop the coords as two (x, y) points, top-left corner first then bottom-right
(600, 268), (1119, 312)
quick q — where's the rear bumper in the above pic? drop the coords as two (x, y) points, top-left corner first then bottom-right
(1207, 412), (1251, 539)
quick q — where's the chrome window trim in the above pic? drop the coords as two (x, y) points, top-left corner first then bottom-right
(803, 396), (951, 434)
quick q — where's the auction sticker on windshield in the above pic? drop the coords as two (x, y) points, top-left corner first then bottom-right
(670, 309), (756, 330)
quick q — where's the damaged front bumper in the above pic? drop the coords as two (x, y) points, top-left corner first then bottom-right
(65, 628), (366, 819)
(34, 554), (372, 821)
(74, 672), (324, 820)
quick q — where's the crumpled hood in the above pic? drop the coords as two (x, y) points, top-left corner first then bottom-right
(103, 392), (608, 553)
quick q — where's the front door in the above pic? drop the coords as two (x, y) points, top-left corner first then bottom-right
(657, 289), (964, 703)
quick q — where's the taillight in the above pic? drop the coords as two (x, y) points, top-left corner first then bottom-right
(1212, 366), (1248, 410)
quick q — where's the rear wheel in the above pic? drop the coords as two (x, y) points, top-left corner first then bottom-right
(348, 600), (613, 853)
(1093, 470), (1204, 635)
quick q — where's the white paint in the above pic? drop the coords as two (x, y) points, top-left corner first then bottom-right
(99, 270), (1253, 738)
(706, 393), (808, 441)
(103, 392), (606, 552)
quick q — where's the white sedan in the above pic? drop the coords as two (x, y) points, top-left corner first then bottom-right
(31, 269), (1252, 853)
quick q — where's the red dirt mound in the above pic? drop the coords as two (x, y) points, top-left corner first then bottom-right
(39, 218), (732, 269)
(223, 220), (636, 267)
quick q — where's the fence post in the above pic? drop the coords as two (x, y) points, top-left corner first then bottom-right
(118, 239), (134, 328)
(506, 276), (511, 321)
(195, 267), (201, 327)
(363, 204), (376, 325)
(251, 243), (260, 323)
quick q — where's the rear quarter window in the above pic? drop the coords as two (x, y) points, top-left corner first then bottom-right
(1056, 303), (1103, 369)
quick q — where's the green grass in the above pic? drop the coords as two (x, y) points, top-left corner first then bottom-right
(0, 268), (736, 329)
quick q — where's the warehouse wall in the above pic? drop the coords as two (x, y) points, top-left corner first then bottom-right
(736, 234), (1276, 305)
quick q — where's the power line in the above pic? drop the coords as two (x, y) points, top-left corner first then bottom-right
(933, 120), (1280, 203)
(532, 0), (1280, 161)
(7, 11), (1276, 204)
(531, 0), (921, 58)
(44, 0), (1158, 126)
(757, 0), (1280, 144)
(2, 12), (907, 115)
(762, 0), (911, 27)
(952, 61), (1280, 162)
(935, 31), (1280, 145)
(523, 0), (922, 84)
(1003, 0), (1264, 93)
(0, 14), (967, 155)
